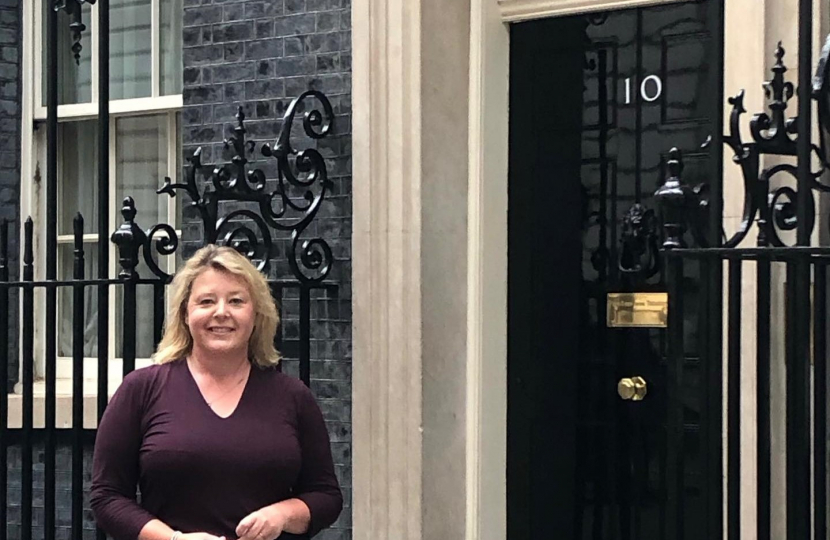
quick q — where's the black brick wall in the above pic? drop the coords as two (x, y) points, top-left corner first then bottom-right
(7, 441), (97, 540)
(0, 0), (20, 389)
(181, 1), (352, 539)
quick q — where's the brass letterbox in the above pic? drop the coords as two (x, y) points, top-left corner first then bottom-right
(607, 292), (668, 328)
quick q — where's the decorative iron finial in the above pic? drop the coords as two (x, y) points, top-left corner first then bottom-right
(54, 0), (95, 65)
(73, 213), (85, 277)
(228, 105), (253, 162)
(775, 40), (786, 61)
(68, 19), (85, 64)
(766, 42), (794, 109)
(749, 42), (797, 151)
(215, 106), (264, 192)
(111, 197), (147, 280)
(73, 213), (84, 251)
(655, 148), (694, 249)
(23, 218), (33, 268)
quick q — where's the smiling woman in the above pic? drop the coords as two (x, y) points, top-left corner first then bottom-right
(152, 245), (280, 368)
(186, 268), (258, 375)
(90, 245), (343, 540)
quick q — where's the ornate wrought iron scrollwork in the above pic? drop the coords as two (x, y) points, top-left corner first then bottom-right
(113, 91), (336, 284)
(665, 42), (830, 248)
(53, 0), (96, 64)
(144, 223), (179, 279)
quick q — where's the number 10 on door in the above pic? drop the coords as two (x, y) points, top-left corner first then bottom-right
(624, 75), (663, 104)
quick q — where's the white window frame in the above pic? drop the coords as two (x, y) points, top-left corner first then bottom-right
(20, 0), (183, 400)
(32, 0), (183, 121)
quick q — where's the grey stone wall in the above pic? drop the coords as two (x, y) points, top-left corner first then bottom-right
(181, 1), (352, 539)
(0, 0), (19, 390)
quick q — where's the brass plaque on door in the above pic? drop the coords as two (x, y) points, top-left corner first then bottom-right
(607, 292), (668, 328)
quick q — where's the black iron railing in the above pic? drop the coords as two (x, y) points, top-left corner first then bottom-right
(0, 211), (335, 540)
(656, 2), (830, 537)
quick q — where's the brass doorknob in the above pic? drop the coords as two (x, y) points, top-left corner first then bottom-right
(618, 376), (647, 401)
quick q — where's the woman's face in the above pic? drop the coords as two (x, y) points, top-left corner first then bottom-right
(186, 267), (256, 358)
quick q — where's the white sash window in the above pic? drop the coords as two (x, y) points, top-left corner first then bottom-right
(16, 0), (183, 424)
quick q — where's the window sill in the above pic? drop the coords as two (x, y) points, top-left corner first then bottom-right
(33, 94), (184, 121)
(8, 360), (154, 429)
(7, 388), (104, 429)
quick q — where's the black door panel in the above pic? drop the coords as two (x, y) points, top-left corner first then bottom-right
(508, 2), (719, 539)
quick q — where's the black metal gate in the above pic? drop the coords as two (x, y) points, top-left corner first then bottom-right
(0, 3), (337, 540)
(657, 3), (830, 537)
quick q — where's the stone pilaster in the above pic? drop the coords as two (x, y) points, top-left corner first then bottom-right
(352, 0), (470, 537)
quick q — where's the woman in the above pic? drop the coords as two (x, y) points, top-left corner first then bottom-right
(90, 245), (342, 540)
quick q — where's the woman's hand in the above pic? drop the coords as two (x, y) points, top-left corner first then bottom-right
(235, 506), (287, 540)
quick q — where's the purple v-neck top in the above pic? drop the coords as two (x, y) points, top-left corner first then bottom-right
(90, 360), (342, 540)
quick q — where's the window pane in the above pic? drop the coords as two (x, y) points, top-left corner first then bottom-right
(111, 0), (152, 99)
(58, 244), (98, 357)
(115, 115), (169, 227)
(161, 0), (183, 96)
(43, 1), (92, 105)
(59, 121), (99, 235)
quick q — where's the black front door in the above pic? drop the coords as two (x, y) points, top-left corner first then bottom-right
(507, 2), (720, 539)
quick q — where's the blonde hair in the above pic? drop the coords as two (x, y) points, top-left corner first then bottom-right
(153, 245), (281, 367)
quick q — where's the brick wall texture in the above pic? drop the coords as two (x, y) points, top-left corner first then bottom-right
(0, 0), (19, 391)
(7, 442), (98, 540)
